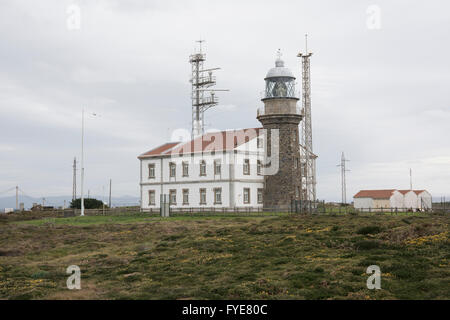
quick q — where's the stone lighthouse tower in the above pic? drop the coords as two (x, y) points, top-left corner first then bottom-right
(257, 52), (303, 210)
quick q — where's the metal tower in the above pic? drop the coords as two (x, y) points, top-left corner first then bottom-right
(189, 40), (224, 138)
(297, 35), (317, 203)
(337, 152), (350, 204)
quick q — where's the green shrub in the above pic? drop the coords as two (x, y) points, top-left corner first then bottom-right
(355, 240), (381, 250)
(357, 226), (382, 235)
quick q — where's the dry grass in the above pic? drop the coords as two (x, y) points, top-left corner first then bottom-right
(0, 213), (448, 299)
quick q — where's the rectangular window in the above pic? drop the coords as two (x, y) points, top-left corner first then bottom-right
(182, 162), (189, 177)
(169, 162), (176, 178)
(294, 157), (299, 169)
(148, 164), (155, 179)
(182, 189), (189, 205)
(243, 188), (250, 204)
(214, 188), (222, 204)
(214, 160), (221, 175)
(243, 159), (250, 175)
(169, 189), (176, 205)
(148, 190), (155, 205)
(257, 188), (263, 204)
(257, 137), (263, 149)
(295, 186), (300, 198)
(200, 188), (206, 205)
(200, 160), (206, 176)
(257, 160), (262, 175)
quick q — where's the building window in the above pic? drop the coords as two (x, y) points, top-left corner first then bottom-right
(200, 160), (206, 176)
(182, 189), (189, 205)
(200, 188), (206, 205)
(296, 186), (300, 198)
(257, 188), (263, 204)
(169, 162), (176, 178)
(169, 189), (176, 205)
(257, 160), (262, 175)
(214, 160), (221, 175)
(148, 190), (155, 205)
(257, 137), (263, 149)
(182, 162), (189, 177)
(243, 188), (250, 204)
(294, 157), (299, 169)
(243, 159), (250, 175)
(148, 164), (155, 179)
(214, 188), (222, 204)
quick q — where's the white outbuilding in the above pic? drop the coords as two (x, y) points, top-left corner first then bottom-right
(353, 189), (432, 211)
(353, 190), (404, 211)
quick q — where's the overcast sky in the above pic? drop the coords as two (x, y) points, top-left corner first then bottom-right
(0, 0), (449, 202)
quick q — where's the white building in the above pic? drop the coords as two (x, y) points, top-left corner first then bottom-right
(353, 190), (404, 211)
(353, 189), (432, 211)
(138, 128), (266, 211)
(414, 190), (432, 210)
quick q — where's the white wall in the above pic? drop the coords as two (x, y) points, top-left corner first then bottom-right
(417, 191), (432, 209)
(354, 197), (372, 209)
(389, 191), (404, 209)
(403, 191), (418, 209)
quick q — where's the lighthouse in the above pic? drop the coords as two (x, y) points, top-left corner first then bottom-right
(257, 52), (303, 210)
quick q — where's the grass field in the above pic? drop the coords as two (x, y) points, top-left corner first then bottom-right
(0, 213), (449, 299)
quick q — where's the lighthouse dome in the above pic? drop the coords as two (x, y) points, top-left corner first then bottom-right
(265, 58), (295, 79)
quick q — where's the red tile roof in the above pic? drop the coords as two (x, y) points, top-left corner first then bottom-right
(138, 142), (181, 159)
(353, 190), (397, 199)
(138, 128), (263, 159)
(398, 190), (413, 195)
(413, 190), (426, 195)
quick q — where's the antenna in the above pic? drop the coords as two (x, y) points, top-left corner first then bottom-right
(189, 40), (228, 139)
(337, 152), (350, 204)
(410, 168), (413, 190)
(297, 34), (316, 203)
(196, 39), (205, 53)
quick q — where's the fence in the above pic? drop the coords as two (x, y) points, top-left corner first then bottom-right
(2, 205), (448, 221)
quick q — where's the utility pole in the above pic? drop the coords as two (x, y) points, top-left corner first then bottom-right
(337, 152), (350, 204)
(109, 179), (112, 208)
(72, 157), (77, 201)
(81, 108), (85, 216)
(15, 186), (18, 211)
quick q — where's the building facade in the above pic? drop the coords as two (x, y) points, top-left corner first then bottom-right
(139, 129), (266, 210)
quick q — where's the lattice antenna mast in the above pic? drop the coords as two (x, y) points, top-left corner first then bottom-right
(189, 40), (225, 138)
(337, 152), (350, 204)
(297, 34), (317, 202)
